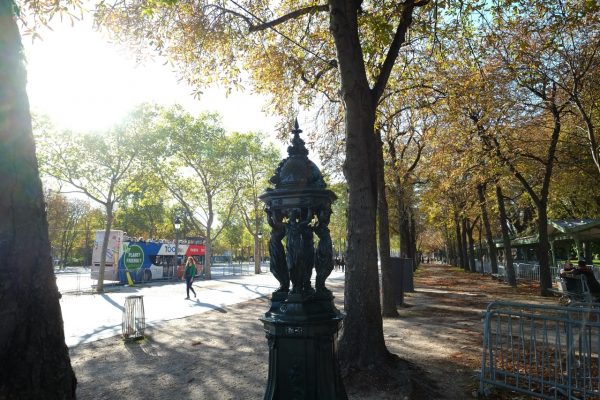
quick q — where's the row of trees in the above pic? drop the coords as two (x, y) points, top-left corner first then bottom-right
(415, 0), (600, 293)
(39, 117), (351, 276)
(5, 0), (600, 397)
(44, 190), (101, 268)
(35, 104), (287, 290)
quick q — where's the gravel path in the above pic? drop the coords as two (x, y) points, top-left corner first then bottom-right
(69, 264), (554, 399)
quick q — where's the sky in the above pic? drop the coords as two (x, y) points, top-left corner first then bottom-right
(22, 16), (281, 140)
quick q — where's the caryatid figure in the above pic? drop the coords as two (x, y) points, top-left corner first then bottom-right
(266, 207), (289, 292)
(285, 208), (311, 294)
(314, 206), (334, 294)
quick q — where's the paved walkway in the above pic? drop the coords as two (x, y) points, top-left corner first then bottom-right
(60, 271), (346, 347)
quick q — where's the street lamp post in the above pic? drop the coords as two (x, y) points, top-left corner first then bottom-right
(174, 217), (181, 278)
(259, 120), (346, 399)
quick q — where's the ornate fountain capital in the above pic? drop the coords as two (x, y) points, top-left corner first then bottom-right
(260, 119), (337, 308)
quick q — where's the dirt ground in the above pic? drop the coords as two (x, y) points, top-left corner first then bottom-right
(69, 264), (556, 399)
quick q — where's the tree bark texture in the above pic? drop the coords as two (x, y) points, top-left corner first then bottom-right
(205, 232), (212, 280)
(461, 218), (469, 271)
(0, 2), (77, 397)
(535, 106), (562, 294)
(410, 213), (417, 267)
(254, 234), (261, 274)
(376, 135), (399, 317)
(330, 0), (389, 369)
(387, 147), (411, 262)
(443, 225), (456, 265)
(466, 220), (477, 272)
(97, 203), (114, 292)
(454, 210), (465, 269)
(477, 184), (498, 274)
(385, 136), (409, 261)
(536, 204), (553, 294)
(477, 220), (485, 273)
(254, 208), (261, 274)
(337, 94), (389, 367)
(496, 185), (516, 287)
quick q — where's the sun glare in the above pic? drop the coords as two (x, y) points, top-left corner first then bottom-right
(23, 18), (278, 136)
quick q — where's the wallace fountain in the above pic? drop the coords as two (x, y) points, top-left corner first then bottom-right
(259, 120), (347, 400)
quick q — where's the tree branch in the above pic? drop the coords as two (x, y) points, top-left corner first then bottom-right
(204, 4), (254, 28)
(372, 0), (428, 102)
(210, 188), (241, 242)
(248, 4), (329, 32)
(403, 138), (423, 178)
(300, 62), (337, 89)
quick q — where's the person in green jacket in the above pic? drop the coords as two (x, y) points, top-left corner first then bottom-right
(184, 257), (197, 299)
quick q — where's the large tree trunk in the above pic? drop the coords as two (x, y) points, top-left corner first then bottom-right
(535, 106), (562, 295)
(461, 218), (469, 271)
(330, 0), (421, 370)
(399, 199), (410, 258)
(97, 202), (114, 292)
(466, 220), (477, 272)
(388, 146), (409, 293)
(254, 208), (261, 274)
(254, 235), (260, 274)
(477, 220), (484, 273)
(477, 184), (498, 274)
(0, 2), (77, 396)
(205, 230), (212, 280)
(85, 218), (92, 267)
(254, 234), (261, 274)
(409, 212), (417, 267)
(509, 104), (560, 294)
(386, 137), (409, 260)
(444, 224), (455, 265)
(537, 203), (553, 294)
(496, 185), (516, 286)
(330, 8), (388, 365)
(338, 98), (389, 368)
(376, 134), (399, 317)
(443, 224), (455, 265)
(454, 210), (465, 269)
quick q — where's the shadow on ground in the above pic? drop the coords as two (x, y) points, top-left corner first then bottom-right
(70, 264), (553, 399)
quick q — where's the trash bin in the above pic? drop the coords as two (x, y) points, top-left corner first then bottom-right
(122, 295), (145, 340)
(399, 258), (414, 292)
(390, 257), (414, 305)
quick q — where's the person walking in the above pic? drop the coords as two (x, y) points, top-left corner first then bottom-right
(184, 257), (197, 299)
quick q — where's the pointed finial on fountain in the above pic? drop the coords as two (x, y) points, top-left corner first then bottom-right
(288, 117), (308, 157)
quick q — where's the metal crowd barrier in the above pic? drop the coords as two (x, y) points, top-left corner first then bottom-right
(490, 263), (560, 283)
(484, 260), (600, 284)
(54, 268), (93, 294)
(480, 301), (600, 399)
(56, 263), (272, 294)
(208, 262), (269, 277)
